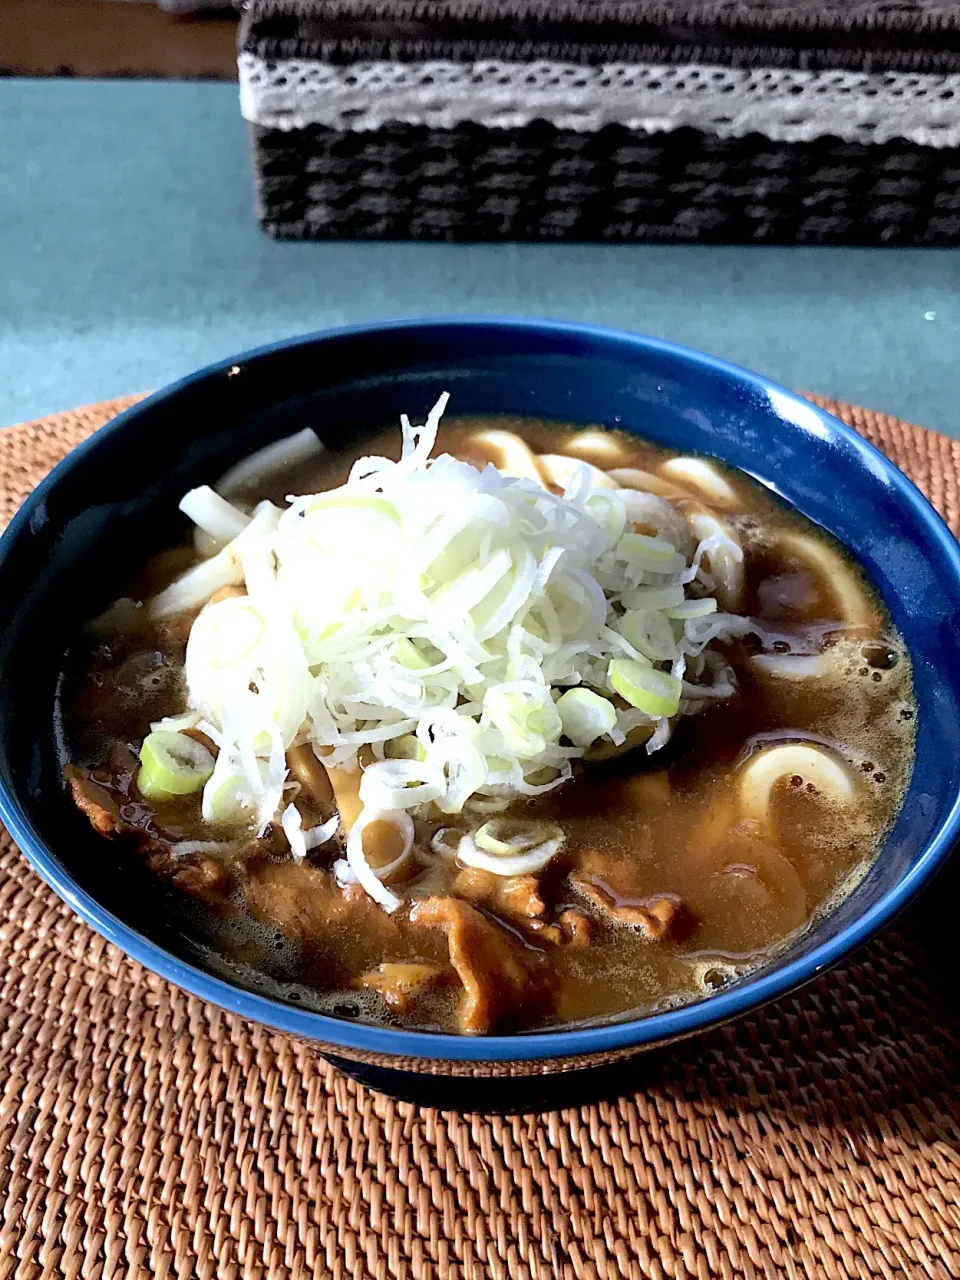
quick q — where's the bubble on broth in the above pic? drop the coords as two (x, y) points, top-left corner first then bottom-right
(196, 884), (304, 973)
(691, 960), (749, 995)
(776, 636), (914, 806)
(195, 906), (395, 1024)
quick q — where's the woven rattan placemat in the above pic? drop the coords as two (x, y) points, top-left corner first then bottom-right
(1, 396), (958, 1279)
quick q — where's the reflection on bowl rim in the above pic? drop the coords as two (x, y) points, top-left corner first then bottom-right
(1, 316), (958, 1064)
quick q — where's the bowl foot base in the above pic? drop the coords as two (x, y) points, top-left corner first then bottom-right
(321, 1050), (666, 1112)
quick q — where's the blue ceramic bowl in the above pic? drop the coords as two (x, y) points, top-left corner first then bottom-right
(2, 317), (960, 1087)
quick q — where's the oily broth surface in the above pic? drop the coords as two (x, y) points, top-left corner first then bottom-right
(61, 417), (916, 1033)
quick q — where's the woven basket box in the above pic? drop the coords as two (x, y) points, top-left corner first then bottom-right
(241, 1), (960, 243)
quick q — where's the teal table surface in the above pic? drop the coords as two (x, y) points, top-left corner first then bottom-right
(2, 79), (959, 436)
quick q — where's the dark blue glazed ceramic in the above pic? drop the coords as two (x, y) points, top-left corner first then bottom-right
(2, 318), (959, 1090)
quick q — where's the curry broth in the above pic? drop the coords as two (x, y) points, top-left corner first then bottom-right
(61, 418), (916, 1034)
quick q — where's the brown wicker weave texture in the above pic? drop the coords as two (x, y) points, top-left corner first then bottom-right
(1, 395), (958, 1280)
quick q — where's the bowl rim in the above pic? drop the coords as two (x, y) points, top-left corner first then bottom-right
(2, 314), (959, 1063)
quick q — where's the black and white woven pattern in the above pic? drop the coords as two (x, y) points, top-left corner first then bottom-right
(242, 1), (960, 243)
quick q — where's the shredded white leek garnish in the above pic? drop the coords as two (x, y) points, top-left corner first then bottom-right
(152, 395), (751, 906)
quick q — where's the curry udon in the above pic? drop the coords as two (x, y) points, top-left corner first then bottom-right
(61, 403), (915, 1034)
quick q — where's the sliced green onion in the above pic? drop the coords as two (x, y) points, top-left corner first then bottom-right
(483, 688), (562, 759)
(620, 584), (685, 611)
(303, 492), (400, 522)
(608, 659), (682, 718)
(298, 494), (400, 556)
(149, 711), (201, 734)
(310, 585), (362, 646)
(358, 759), (445, 811)
(616, 532), (684, 571)
(617, 609), (678, 662)
(394, 638), (431, 670)
(208, 601), (266, 669)
(384, 734), (428, 762)
(342, 807), (411, 913)
(583, 720), (655, 761)
(556, 688), (617, 747)
(202, 752), (256, 824)
(662, 598), (718, 620)
(138, 730), (215, 801)
(463, 795), (512, 815)
(521, 766), (562, 791)
(687, 511), (744, 611)
(474, 818), (563, 856)
(584, 491), (626, 549)
(459, 820), (565, 875)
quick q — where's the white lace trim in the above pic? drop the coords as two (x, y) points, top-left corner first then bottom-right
(239, 54), (960, 147)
